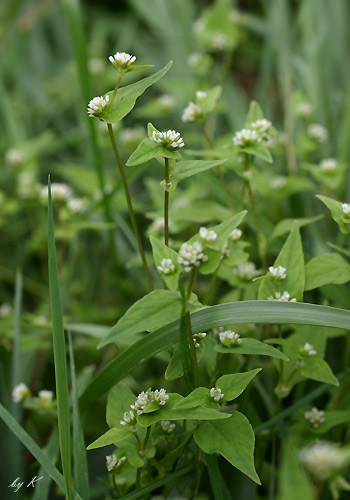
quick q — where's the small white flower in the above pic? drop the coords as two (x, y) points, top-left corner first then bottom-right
(268, 291), (297, 302)
(233, 128), (261, 147)
(182, 102), (202, 123)
(0, 303), (12, 317)
(320, 158), (338, 172)
(178, 242), (208, 272)
(12, 383), (30, 403)
(270, 176), (287, 190)
(199, 226), (217, 242)
(38, 390), (53, 403)
(300, 441), (349, 481)
(120, 410), (136, 426)
(269, 265), (287, 281)
(157, 258), (176, 275)
(242, 170), (252, 180)
(305, 407), (325, 428)
(161, 420), (175, 433)
(234, 262), (259, 281)
(130, 389), (169, 416)
(150, 130), (185, 149)
(158, 94), (175, 110)
(41, 183), (73, 202)
(210, 387), (224, 401)
(300, 342), (317, 357)
(106, 454), (126, 472)
(5, 149), (24, 167)
(296, 102), (313, 119)
(153, 388), (169, 406)
(219, 330), (241, 347)
(307, 124), (328, 144)
(109, 52), (136, 72)
(342, 203), (350, 217)
(67, 198), (84, 214)
(192, 332), (207, 348)
(87, 95), (109, 117)
(229, 228), (242, 241)
(187, 52), (203, 68)
(210, 32), (230, 50)
(251, 119), (272, 140)
(195, 90), (207, 101)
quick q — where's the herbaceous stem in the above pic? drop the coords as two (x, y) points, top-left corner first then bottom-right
(164, 157), (170, 246)
(107, 123), (154, 291)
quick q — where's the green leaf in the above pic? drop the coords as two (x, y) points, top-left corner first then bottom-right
(106, 383), (136, 428)
(245, 101), (264, 127)
(48, 178), (72, 500)
(87, 427), (130, 450)
(216, 369), (262, 401)
(317, 194), (350, 234)
(170, 159), (226, 190)
(33, 428), (59, 500)
(137, 394), (230, 427)
(173, 387), (211, 410)
(259, 223), (304, 301)
(165, 342), (205, 381)
(194, 412), (260, 484)
(150, 236), (181, 290)
(215, 338), (288, 360)
(269, 215), (323, 241)
(126, 137), (181, 166)
(102, 61), (172, 123)
(79, 301), (350, 410)
(99, 289), (202, 348)
(68, 332), (90, 500)
(301, 358), (339, 386)
(305, 253), (350, 290)
(239, 143), (272, 163)
(0, 403), (83, 500)
(198, 85), (222, 113)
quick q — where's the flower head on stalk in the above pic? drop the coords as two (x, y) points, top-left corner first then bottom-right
(150, 129), (185, 150)
(87, 95), (109, 119)
(106, 454), (126, 472)
(342, 203), (350, 217)
(109, 52), (136, 73)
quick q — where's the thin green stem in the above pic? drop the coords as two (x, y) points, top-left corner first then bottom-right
(136, 467), (141, 490)
(164, 158), (170, 246)
(142, 426), (151, 453)
(192, 447), (201, 500)
(110, 74), (123, 107)
(107, 123), (154, 291)
(204, 264), (220, 304)
(186, 268), (197, 301)
(185, 311), (200, 388)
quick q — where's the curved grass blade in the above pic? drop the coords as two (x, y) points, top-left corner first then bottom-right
(79, 301), (350, 409)
(0, 403), (83, 500)
(48, 178), (72, 500)
(33, 427), (59, 500)
(68, 331), (90, 500)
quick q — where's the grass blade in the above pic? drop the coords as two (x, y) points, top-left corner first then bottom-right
(48, 177), (72, 500)
(33, 427), (60, 500)
(68, 330), (90, 500)
(79, 301), (350, 409)
(0, 403), (83, 500)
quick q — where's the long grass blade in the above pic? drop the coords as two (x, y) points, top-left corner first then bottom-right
(48, 177), (72, 500)
(33, 427), (60, 500)
(68, 330), (90, 500)
(79, 301), (350, 409)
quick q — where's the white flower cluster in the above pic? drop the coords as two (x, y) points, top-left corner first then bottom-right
(0, 303), (12, 317)
(120, 410), (136, 427)
(37, 390), (53, 403)
(296, 102), (313, 119)
(210, 32), (230, 50)
(178, 242), (208, 272)
(196, 90), (207, 101)
(233, 128), (261, 147)
(299, 342), (317, 357)
(219, 330), (241, 347)
(199, 226), (217, 242)
(109, 52), (136, 71)
(320, 158), (337, 172)
(300, 441), (349, 481)
(304, 407), (325, 428)
(106, 454), (126, 472)
(269, 265), (287, 281)
(270, 176), (287, 190)
(161, 420), (175, 433)
(130, 389), (169, 416)
(12, 383), (30, 403)
(182, 102), (202, 123)
(192, 332), (207, 348)
(41, 183), (73, 202)
(342, 203), (350, 217)
(157, 258), (175, 275)
(229, 228), (242, 241)
(150, 130), (185, 150)
(87, 95), (109, 117)
(5, 149), (24, 167)
(234, 262), (259, 280)
(158, 94), (175, 110)
(268, 291), (296, 302)
(210, 387), (224, 401)
(67, 198), (84, 214)
(119, 126), (145, 145)
(307, 124), (328, 144)
(251, 119), (272, 139)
